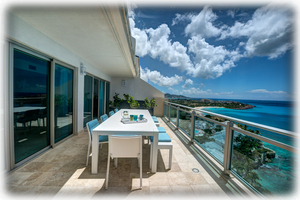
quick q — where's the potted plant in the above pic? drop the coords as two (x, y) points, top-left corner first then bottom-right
(143, 97), (157, 115)
(109, 93), (123, 110)
(123, 94), (140, 109)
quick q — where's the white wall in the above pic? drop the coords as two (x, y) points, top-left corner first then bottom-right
(6, 12), (112, 133)
(110, 77), (164, 100)
(110, 77), (167, 116)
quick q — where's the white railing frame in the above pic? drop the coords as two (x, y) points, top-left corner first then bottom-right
(163, 101), (297, 176)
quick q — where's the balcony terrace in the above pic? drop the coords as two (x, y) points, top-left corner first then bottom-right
(5, 116), (255, 199)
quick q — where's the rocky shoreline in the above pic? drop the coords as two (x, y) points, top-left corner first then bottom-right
(233, 105), (256, 110)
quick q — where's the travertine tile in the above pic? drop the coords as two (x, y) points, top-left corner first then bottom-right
(17, 162), (47, 172)
(184, 172), (208, 185)
(4, 117), (250, 198)
(191, 184), (215, 196)
(6, 172), (33, 186)
(170, 185), (196, 196)
(19, 172), (53, 186)
(148, 173), (169, 186)
(149, 185), (172, 196)
(41, 172), (73, 187)
(166, 172), (189, 186)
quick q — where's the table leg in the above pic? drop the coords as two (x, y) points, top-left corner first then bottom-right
(151, 133), (158, 173)
(91, 133), (99, 174)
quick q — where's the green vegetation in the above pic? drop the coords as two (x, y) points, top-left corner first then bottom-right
(143, 97), (158, 109)
(170, 99), (255, 110)
(109, 93), (123, 108)
(123, 94), (140, 108)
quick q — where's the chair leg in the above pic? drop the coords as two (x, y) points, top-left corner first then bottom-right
(149, 144), (153, 169)
(169, 146), (173, 169)
(114, 158), (118, 168)
(140, 154), (142, 189)
(86, 141), (91, 166)
(105, 155), (111, 189)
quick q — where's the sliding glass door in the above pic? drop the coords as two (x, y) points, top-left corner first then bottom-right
(106, 82), (110, 114)
(99, 80), (105, 117)
(54, 64), (73, 143)
(13, 49), (50, 163)
(83, 75), (107, 125)
(93, 79), (99, 120)
(83, 75), (93, 127)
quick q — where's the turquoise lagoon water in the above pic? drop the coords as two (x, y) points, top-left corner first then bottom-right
(200, 99), (296, 194)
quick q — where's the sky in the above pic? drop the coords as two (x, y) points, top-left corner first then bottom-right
(128, 3), (295, 101)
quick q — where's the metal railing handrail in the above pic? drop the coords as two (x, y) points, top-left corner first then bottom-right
(163, 100), (297, 196)
(165, 101), (296, 138)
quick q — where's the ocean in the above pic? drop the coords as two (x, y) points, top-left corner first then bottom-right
(198, 99), (296, 194)
(199, 99), (295, 132)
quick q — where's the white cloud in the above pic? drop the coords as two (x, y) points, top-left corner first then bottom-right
(168, 87), (179, 94)
(248, 89), (287, 94)
(140, 66), (184, 87)
(182, 87), (234, 97)
(146, 24), (194, 71)
(187, 36), (243, 79)
(182, 79), (193, 88)
(128, 3), (137, 19)
(182, 87), (213, 96)
(129, 16), (194, 71)
(171, 13), (193, 26)
(220, 5), (292, 59)
(227, 10), (235, 18)
(129, 18), (151, 57)
(185, 6), (222, 38)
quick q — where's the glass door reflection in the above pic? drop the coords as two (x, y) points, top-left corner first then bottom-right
(93, 79), (99, 119)
(84, 75), (93, 127)
(54, 64), (73, 143)
(99, 80), (105, 117)
(13, 49), (50, 163)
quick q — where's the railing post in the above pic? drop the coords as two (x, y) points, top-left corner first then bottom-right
(223, 121), (234, 176)
(175, 107), (179, 129)
(168, 104), (171, 121)
(190, 111), (195, 144)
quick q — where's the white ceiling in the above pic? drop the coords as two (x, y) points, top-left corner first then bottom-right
(11, 7), (134, 77)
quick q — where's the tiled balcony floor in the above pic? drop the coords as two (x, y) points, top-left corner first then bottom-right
(5, 117), (256, 199)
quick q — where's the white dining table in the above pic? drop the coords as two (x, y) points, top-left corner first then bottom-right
(14, 106), (46, 113)
(91, 109), (159, 174)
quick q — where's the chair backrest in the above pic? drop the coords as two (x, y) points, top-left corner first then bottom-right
(26, 109), (40, 120)
(108, 135), (142, 158)
(109, 110), (114, 117)
(86, 119), (99, 140)
(114, 108), (118, 113)
(100, 114), (108, 123)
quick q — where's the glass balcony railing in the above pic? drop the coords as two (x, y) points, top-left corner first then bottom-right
(163, 101), (297, 196)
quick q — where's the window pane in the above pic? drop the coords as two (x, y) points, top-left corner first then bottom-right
(13, 49), (50, 163)
(54, 64), (73, 143)
(84, 75), (93, 127)
(193, 116), (225, 163)
(105, 82), (110, 114)
(93, 79), (99, 119)
(99, 80), (105, 117)
(231, 130), (295, 195)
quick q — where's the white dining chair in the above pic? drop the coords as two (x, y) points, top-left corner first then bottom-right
(149, 130), (173, 170)
(109, 110), (115, 117)
(86, 119), (108, 166)
(106, 135), (143, 189)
